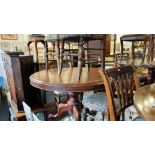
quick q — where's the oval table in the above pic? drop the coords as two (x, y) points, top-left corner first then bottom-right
(30, 67), (104, 120)
(134, 83), (155, 121)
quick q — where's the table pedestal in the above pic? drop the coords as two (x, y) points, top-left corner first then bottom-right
(49, 92), (82, 121)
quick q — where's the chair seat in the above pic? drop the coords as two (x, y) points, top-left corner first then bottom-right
(82, 91), (121, 113)
(44, 34), (105, 42)
(82, 91), (143, 121)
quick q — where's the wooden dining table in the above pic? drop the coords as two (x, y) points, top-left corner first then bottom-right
(134, 83), (155, 121)
(29, 67), (104, 120)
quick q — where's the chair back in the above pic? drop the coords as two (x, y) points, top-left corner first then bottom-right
(99, 65), (140, 121)
(22, 101), (33, 121)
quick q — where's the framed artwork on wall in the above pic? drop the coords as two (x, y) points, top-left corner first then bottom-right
(1, 34), (18, 40)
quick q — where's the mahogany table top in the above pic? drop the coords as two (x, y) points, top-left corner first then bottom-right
(30, 67), (104, 92)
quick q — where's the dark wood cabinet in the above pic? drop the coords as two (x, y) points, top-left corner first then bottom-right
(3, 53), (40, 112)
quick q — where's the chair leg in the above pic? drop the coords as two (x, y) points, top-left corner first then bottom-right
(27, 42), (31, 55)
(59, 41), (64, 75)
(142, 39), (147, 63)
(56, 40), (61, 75)
(120, 40), (123, 61)
(45, 41), (49, 70)
(34, 40), (39, 63)
(77, 37), (84, 81)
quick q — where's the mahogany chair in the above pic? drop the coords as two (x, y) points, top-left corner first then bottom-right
(27, 34), (45, 63)
(82, 65), (143, 121)
(99, 65), (143, 121)
(120, 34), (150, 63)
(44, 34), (106, 80)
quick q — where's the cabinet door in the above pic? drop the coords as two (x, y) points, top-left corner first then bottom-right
(5, 56), (17, 104)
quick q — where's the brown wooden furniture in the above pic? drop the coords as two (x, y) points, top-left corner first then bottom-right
(120, 34), (150, 62)
(27, 35), (45, 63)
(133, 83), (155, 121)
(44, 34), (106, 81)
(122, 60), (155, 85)
(3, 53), (40, 112)
(30, 67), (104, 120)
(147, 34), (155, 62)
(138, 63), (155, 84)
(99, 65), (141, 121)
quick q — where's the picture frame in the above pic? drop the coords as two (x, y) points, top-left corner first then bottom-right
(1, 34), (18, 40)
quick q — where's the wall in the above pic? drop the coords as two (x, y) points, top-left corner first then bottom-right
(0, 34), (29, 52)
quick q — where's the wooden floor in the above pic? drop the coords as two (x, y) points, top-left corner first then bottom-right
(0, 99), (9, 121)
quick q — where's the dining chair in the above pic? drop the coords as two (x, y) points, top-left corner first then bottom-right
(27, 34), (45, 63)
(120, 34), (150, 63)
(82, 65), (143, 121)
(44, 34), (106, 80)
(99, 65), (143, 121)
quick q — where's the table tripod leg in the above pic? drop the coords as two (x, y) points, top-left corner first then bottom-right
(48, 92), (81, 121)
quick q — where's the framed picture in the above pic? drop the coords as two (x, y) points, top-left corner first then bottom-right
(1, 34), (18, 40)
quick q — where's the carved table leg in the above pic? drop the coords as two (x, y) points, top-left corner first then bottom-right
(49, 92), (82, 121)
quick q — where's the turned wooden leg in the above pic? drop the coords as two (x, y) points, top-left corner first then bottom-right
(142, 39), (147, 63)
(34, 40), (39, 63)
(27, 42), (31, 55)
(131, 41), (135, 60)
(44, 41), (49, 70)
(77, 37), (84, 81)
(52, 42), (55, 60)
(58, 40), (64, 75)
(56, 40), (61, 75)
(120, 40), (123, 61)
